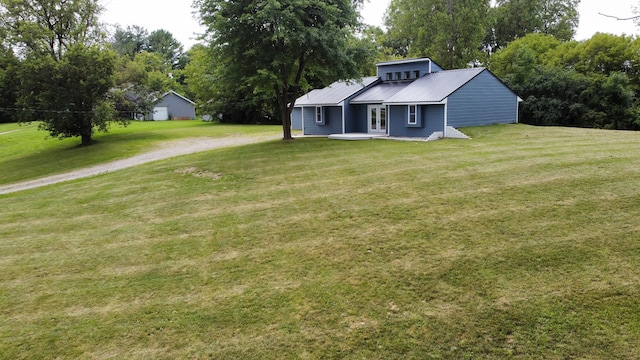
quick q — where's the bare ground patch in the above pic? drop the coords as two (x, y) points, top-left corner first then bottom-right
(174, 166), (223, 180)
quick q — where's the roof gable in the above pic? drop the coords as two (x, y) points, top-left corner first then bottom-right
(156, 90), (196, 105)
(294, 76), (379, 106)
(384, 67), (486, 104)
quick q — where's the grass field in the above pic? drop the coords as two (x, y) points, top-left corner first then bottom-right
(1, 123), (639, 358)
(0, 121), (281, 185)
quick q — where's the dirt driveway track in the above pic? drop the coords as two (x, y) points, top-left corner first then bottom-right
(0, 135), (279, 195)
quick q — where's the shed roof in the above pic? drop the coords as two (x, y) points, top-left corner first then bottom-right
(156, 90), (196, 105)
(294, 76), (378, 106)
(384, 68), (485, 104)
(350, 81), (411, 104)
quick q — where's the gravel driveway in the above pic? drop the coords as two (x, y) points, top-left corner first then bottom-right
(0, 135), (280, 195)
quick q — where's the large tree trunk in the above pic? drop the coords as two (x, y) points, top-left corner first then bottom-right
(276, 83), (295, 141)
(80, 117), (93, 146)
(281, 105), (293, 141)
(81, 133), (92, 146)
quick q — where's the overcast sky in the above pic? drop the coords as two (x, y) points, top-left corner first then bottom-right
(101, 0), (639, 50)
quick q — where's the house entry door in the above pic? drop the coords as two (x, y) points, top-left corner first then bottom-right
(368, 105), (387, 134)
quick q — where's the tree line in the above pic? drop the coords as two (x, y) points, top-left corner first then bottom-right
(491, 33), (639, 130)
(1, 0), (639, 144)
(0, 0), (190, 145)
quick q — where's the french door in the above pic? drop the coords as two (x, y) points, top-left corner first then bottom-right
(368, 105), (387, 134)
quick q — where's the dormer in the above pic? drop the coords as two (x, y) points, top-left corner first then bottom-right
(376, 57), (443, 82)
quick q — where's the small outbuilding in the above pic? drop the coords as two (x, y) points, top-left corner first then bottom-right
(151, 90), (196, 121)
(291, 58), (520, 139)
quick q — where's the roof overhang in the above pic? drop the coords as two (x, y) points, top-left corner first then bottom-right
(294, 102), (343, 107)
(350, 99), (384, 105)
(376, 57), (431, 66)
(382, 100), (447, 106)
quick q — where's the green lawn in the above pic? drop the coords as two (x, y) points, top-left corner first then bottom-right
(0, 120), (281, 185)
(1, 124), (639, 358)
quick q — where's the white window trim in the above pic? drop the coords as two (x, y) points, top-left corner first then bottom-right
(315, 106), (323, 124)
(408, 105), (417, 125)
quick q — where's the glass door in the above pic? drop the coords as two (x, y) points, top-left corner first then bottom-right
(368, 105), (387, 134)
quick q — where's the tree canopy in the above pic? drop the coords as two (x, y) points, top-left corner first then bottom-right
(0, 47), (20, 123)
(111, 51), (178, 119)
(383, 0), (580, 67)
(19, 44), (120, 145)
(490, 33), (640, 130)
(111, 27), (185, 69)
(385, 0), (491, 68)
(197, 0), (367, 139)
(111, 25), (148, 58)
(491, 0), (580, 50)
(0, 0), (122, 145)
(0, 0), (104, 60)
(147, 29), (185, 69)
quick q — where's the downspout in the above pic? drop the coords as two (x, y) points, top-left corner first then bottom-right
(386, 104), (389, 135)
(342, 102), (346, 134)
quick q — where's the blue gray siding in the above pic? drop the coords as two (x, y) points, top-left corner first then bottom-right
(154, 93), (195, 119)
(447, 70), (518, 127)
(346, 104), (368, 133)
(291, 108), (303, 130)
(389, 104), (445, 137)
(378, 61), (433, 81)
(303, 106), (343, 135)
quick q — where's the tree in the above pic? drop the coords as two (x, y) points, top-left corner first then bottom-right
(492, 33), (639, 130)
(514, 66), (592, 127)
(111, 25), (148, 58)
(489, 33), (562, 81)
(1, 0), (125, 144)
(352, 25), (396, 76)
(552, 33), (640, 91)
(183, 43), (280, 123)
(182, 45), (213, 111)
(515, 67), (637, 130)
(0, 0), (104, 60)
(580, 72), (637, 130)
(0, 46), (20, 123)
(147, 29), (185, 69)
(491, 0), (579, 49)
(197, 0), (365, 139)
(112, 51), (178, 119)
(19, 44), (120, 145)
(385, 0), (491, 68)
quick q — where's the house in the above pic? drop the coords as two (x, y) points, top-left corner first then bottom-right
(291, 58), (520, 139)
(150, 90), (196, 121)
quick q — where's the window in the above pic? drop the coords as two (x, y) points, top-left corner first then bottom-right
(315, 106), (323, 124)
(404, 71), (411, 79)
(414, 70), (420, 78)
(386, 73), (393, 81)
(408, 105), (417, 125)
(395, 72), (401, 80)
